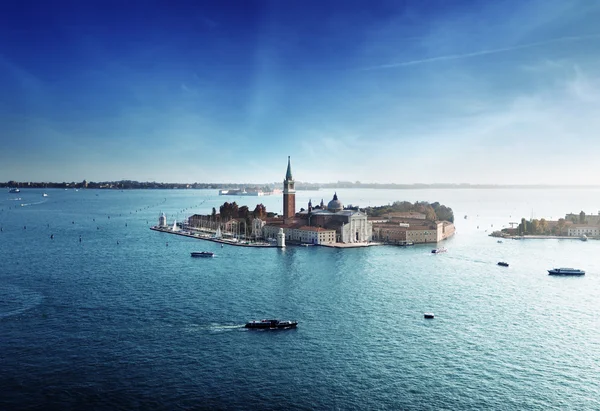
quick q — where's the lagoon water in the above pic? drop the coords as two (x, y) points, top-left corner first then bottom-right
(1, 188), (599, 410)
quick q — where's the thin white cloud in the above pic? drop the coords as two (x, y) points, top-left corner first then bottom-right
(361, 34), (600, 71)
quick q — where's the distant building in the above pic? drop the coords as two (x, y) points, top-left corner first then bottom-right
(370, 217), (455, 244)
(567, 225), (600, 237)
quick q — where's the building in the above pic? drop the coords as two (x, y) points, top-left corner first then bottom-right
(283, 156), (295, 222)
(565, 212), (600, 225)
(567, 225), (600, 237)
(262, 157), (372, 245)
(370, 217), (455, 244)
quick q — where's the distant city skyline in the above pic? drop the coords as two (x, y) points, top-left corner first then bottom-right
(1, 1), (600, 184)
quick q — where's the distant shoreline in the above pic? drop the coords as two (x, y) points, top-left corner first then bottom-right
(3, 182), (600, 190)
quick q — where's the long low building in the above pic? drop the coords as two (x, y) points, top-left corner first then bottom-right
(567, 225), (600, 237)
(370, 218), (455, 244)
(263, 222), (336, 245)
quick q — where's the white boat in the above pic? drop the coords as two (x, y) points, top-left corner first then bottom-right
(580, 235), (588, 241)
(431, 247), (447, 254)
(42, 193), (48, 197)
(214, 226), (222, 239)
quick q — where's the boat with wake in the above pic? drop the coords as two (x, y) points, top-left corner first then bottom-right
(191, 251), (214, 258)
(9, 188), (20, 193)
(497, 262), (509, 267)
(245, 319), (298, 329)
(548, 268), (585, 276)
(431, 247), (447, 254)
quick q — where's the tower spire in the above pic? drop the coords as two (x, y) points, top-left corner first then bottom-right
(285, 156), (293, 181)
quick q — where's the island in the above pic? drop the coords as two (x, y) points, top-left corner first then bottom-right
(491, 211), (600, 239)
(151, 157), (456, 248)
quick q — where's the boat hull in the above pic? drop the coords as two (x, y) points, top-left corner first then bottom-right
(548, 270), (584, 276)
(245, 320), (298, 329)
(191, 252), (214, 258)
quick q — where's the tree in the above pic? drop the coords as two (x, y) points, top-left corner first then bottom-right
(211, 207), (217, 217)
(579, 211), (586, 224)
(539, 218), (548, 234)
(520, 218), (527, 235)
(531, 219), (540, 234)
(556, 218), (566, 235)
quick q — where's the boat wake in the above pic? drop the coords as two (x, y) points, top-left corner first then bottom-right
(19, 200), (46, 207)
(0, 284), (44, 319)
(185, 323), (245, 333)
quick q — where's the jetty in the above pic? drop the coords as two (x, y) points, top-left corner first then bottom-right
(150, 226), (274, 248)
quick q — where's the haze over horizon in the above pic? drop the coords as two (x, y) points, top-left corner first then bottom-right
(1, 0), (599, 185)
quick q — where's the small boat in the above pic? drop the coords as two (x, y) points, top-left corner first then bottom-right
(497, 240), (503, 243)
(580, 235), (588, 242)
(398, 241), (414, 247)
(191, 251), (214, 258)
(431, 247), (447, 254)
(244, 319), (298, 329)
(497, 262), (509, 267)
(42, 193), (48, 197)
(548, 268), (585, 276)
(424, 313), (435, 319)
(9, 188), (20, 193)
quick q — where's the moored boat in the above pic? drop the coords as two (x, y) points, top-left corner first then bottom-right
(191, 251), (214, 258)
(245, 319), (298, 329)
(548, 268), (585, 276)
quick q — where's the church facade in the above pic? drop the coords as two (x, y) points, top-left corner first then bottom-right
(262, 157), (372, 245)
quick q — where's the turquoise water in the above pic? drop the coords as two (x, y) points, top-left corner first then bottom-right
(1, 188), (599, 409)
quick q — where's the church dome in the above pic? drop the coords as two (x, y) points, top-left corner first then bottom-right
(327, 193), (343, 212)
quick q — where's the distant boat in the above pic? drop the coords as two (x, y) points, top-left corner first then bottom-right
(398, 241), (414, 247)
(464, 215), (467, 219)
(580, 235), (588, 241)
(191, 251), (214, 258)
(497, 262), (509, 267)
(497, 240), (503, 243)
(431, 247), (447, 254)
(424, 313), (435, 319)
(42, 193), (48, 197)
(548, 268), (585, 276)
(9, 188), (20, 193)
(244, 319), (297, 329)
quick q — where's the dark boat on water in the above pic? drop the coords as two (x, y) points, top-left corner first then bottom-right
(9, 188), (20, 193)
(431, 247), (447, 254)
(497, 262), (509, 267)
(548, 268), (585, 276)
(191, 251), (214, 258)
(245, 319), (298, 329)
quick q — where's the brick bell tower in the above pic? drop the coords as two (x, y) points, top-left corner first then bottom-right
(283, 156), (296, 221)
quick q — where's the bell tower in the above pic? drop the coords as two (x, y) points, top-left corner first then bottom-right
(283, 156), (296, 221)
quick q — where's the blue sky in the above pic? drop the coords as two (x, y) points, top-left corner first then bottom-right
(1, 0), (599, 184)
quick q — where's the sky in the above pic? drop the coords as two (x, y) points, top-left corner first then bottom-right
(1, 0), (600, 184)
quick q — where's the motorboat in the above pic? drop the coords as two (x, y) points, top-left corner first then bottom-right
(245, 319), (298, 329)
(9, 188), (20, 193)
(431, 247), (447, 254)
(191, 251), (214, 258)
(497, 240), (503, 243)
(497, 262), (509, 267)
(548, 268), (585, 276)
(42, 193), (48, 197)
(398, 241), (414, 247)
(424, 313), (435, 319)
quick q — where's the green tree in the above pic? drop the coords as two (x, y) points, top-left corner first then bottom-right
(531, 219), (540, 234)
(539, 218), (548, 234)
(556, 218), (566, 235)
